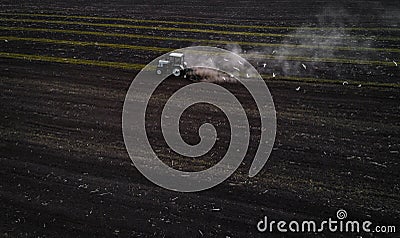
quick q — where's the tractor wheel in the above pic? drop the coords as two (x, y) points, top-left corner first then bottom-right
(172, 68), (181, 77)
(156, 69), (162, 75)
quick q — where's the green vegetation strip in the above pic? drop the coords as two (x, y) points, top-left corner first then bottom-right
(1, 17), (400, 42)
(0, 52), (144, 70)
(1, 26), (400, 54)
(2, 12), (400, 32)
(264, 75), (400, 88)
(0, 36), (172, 53)
(248, 53), (395, 66)
(1, 36), (396, 66)
(1, 52), (398, 88)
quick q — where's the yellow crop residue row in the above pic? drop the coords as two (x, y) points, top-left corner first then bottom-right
(1, 26), (400, 54)
(0, 36), (172, 52)
(2, 12), (400, 32)
(1, 36), (397, 66)
(1, 17), (400, 42)
(0, 52), (144, 70)
(1, 52), (398, 88)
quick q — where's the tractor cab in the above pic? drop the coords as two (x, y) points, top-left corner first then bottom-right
(156, 53), (187, 77)
(169, 53), (184, 66)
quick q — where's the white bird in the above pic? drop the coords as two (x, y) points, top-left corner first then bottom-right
(301, 63), (307, 70)
(394, 60), (398, 67)
(272, 73), (276, 78)
(296, 86), (301, 91)
(263, 63), (267, 68)
(343, 81), (348, 86)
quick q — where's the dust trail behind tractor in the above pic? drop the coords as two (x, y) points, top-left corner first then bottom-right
(184, 67), (238, 83)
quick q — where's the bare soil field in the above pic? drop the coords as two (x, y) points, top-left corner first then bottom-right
(0, 0), (399, 237)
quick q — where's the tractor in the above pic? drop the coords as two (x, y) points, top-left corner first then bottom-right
(156, 53), (187, 77)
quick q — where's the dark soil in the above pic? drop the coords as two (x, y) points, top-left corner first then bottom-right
(0, 0), (399, 237)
